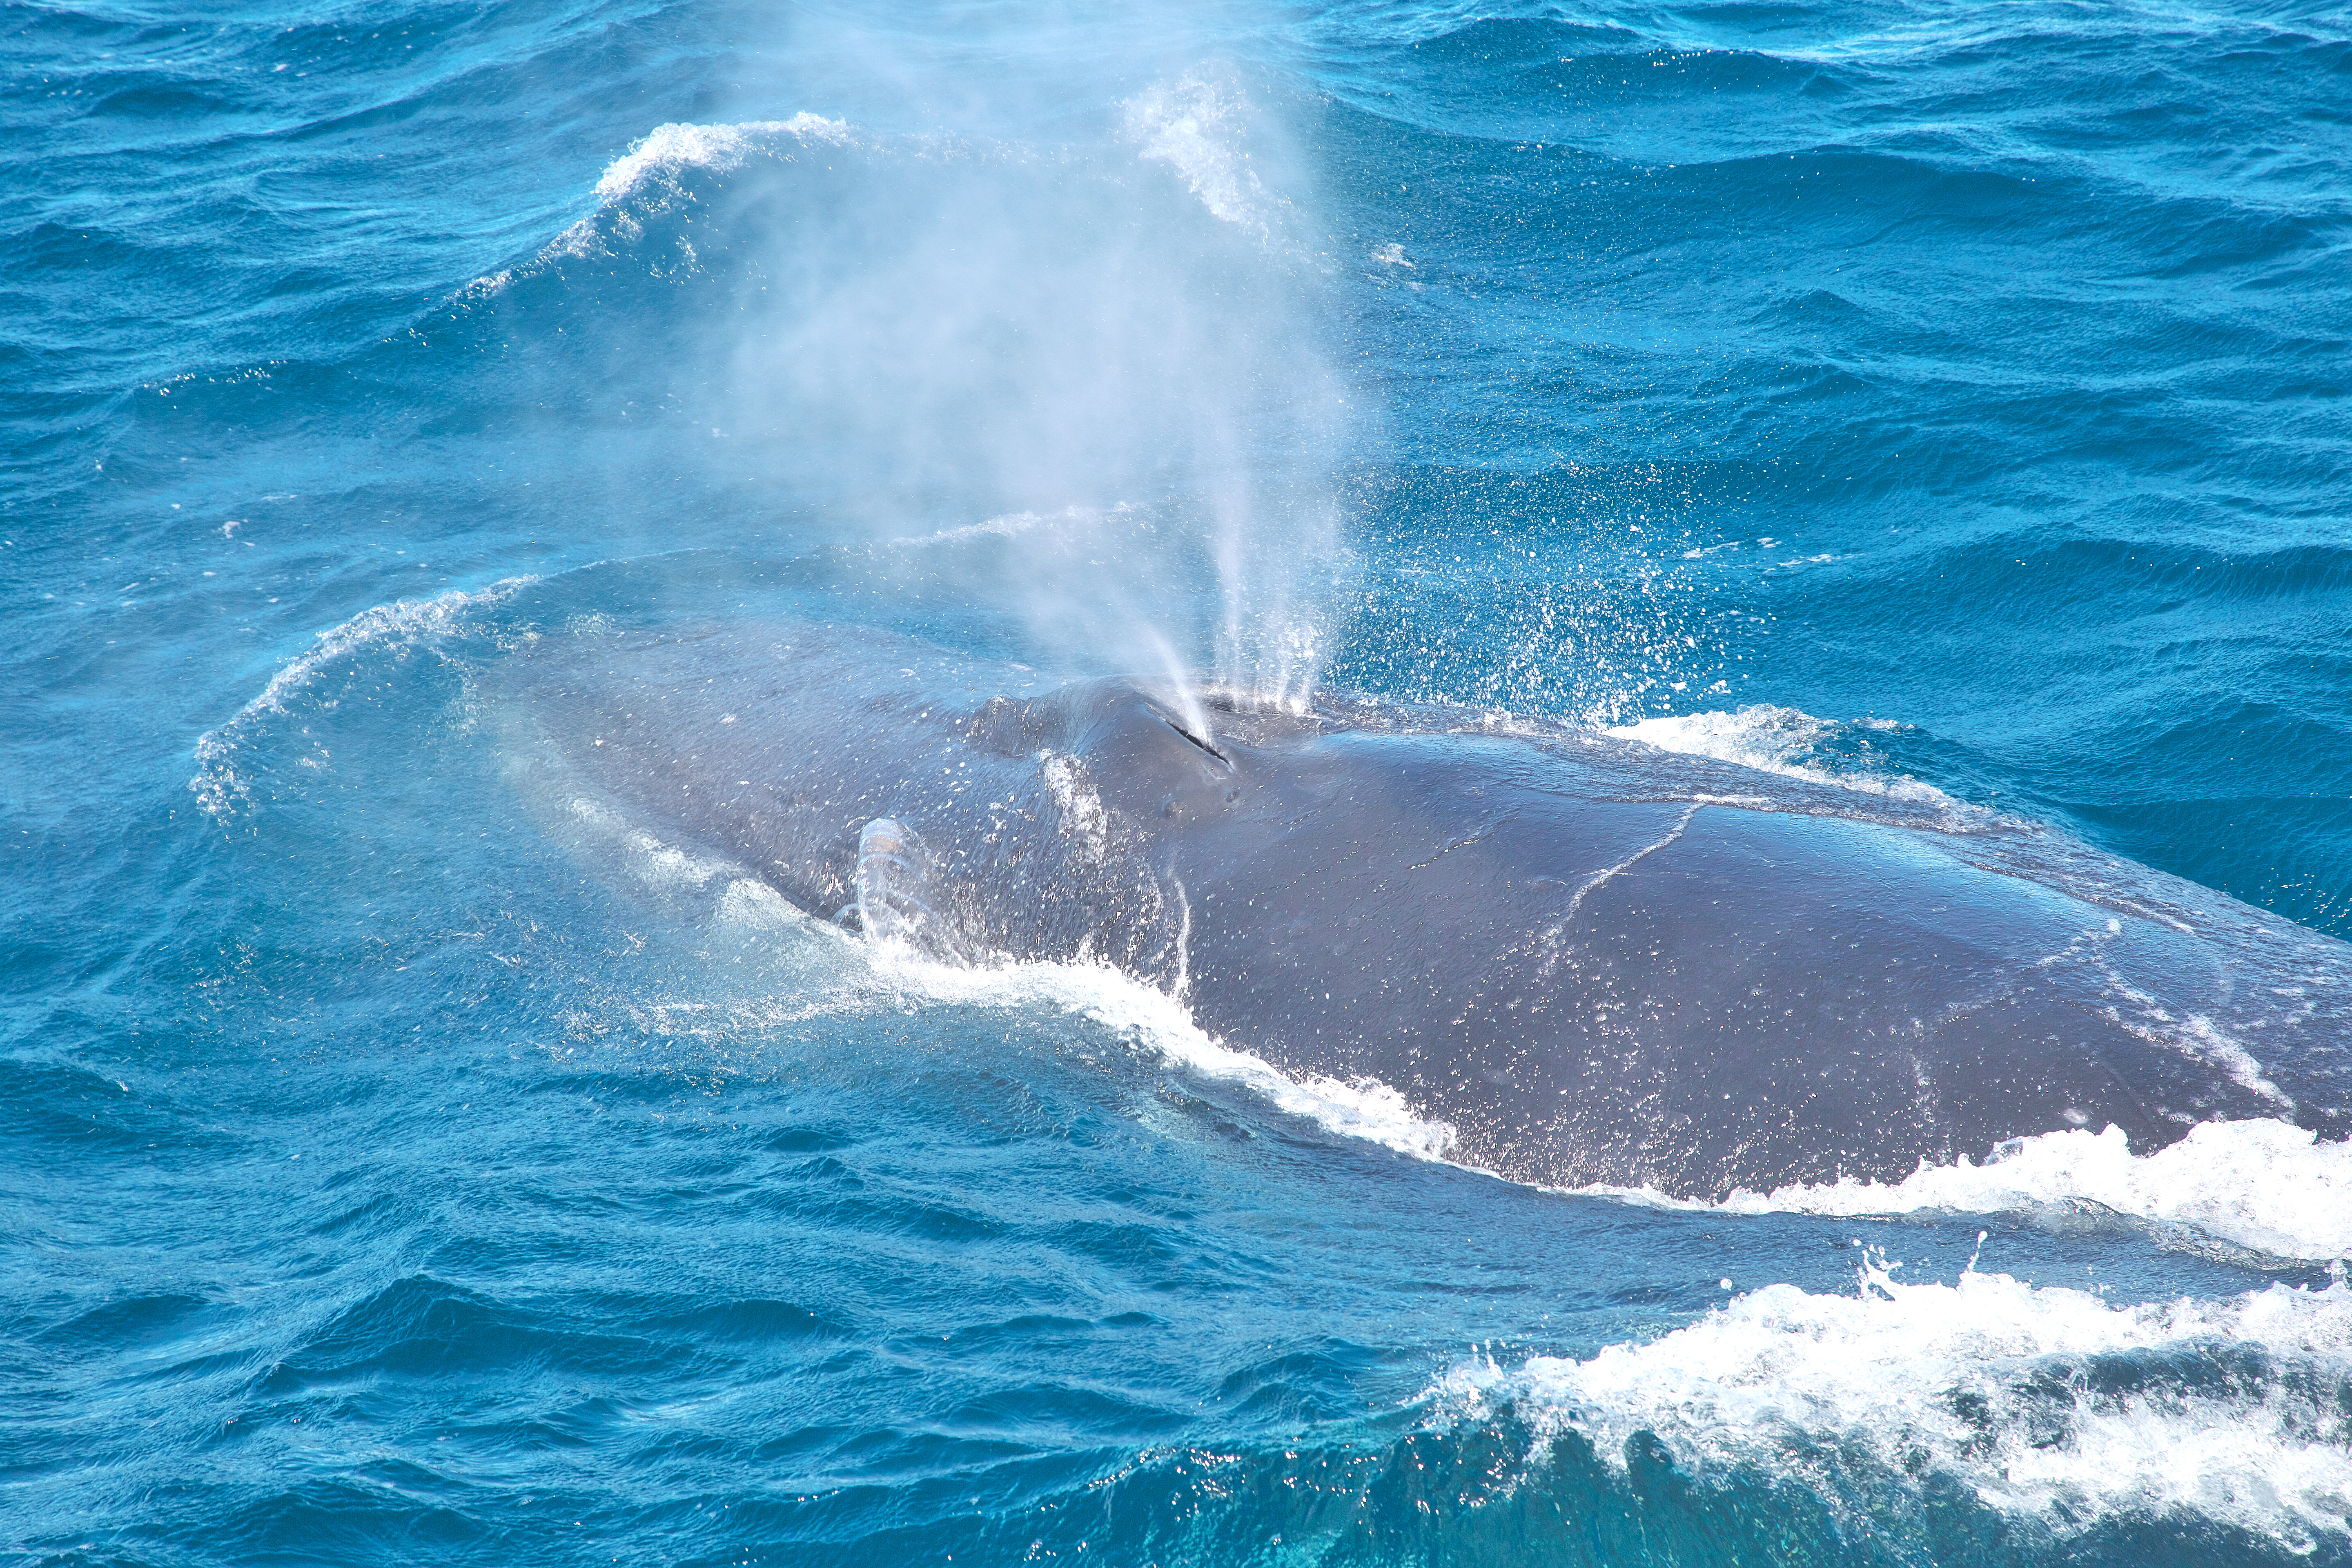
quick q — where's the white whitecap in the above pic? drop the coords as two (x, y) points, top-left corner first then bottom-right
(1430, 1263), (2352, 1552)
(594, 113), (852, 203)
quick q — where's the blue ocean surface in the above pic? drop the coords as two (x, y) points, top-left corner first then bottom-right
(7, 0), (2352, 1563)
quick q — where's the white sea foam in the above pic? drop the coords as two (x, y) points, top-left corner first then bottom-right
(1121, 74), (1278, 239)
(863, 942), (1459, 1163)
(1582, 1119), (2352, 1264)
(189, 578), (534, 819)
(1608, 704), (1961, 811)
(490, 115), (855, 282)
(1431, 1264), (2352, 1553)
(592, 114), (851, 203)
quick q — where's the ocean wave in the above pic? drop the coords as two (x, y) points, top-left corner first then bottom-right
(466, 114), (857, 288)
(189, 578), (534, 820)
(592, 113), (853, 204)
(1430, 1262), (2352, 1554)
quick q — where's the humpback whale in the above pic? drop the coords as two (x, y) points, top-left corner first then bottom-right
(496, 619), (2351, 1199)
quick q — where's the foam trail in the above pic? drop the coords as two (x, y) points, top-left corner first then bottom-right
(1431, 1265), (2352, 1552)
(1578, 1119), (2352, 1264)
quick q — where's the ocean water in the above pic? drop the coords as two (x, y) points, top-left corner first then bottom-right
(7, 0), (2352, 1564)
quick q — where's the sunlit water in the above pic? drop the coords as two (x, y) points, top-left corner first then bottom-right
(7, 2), (2352, 1564)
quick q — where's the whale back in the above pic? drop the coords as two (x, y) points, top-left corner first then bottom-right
(494, 620), (2352, 1198)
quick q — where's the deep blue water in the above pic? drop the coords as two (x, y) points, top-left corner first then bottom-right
(7, 1), (2352, 1564)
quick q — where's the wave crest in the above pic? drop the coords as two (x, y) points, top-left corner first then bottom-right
(1432, 1263), (2352, 1553)
(593, 114), (853, 203)
(189, 578), (533, 820)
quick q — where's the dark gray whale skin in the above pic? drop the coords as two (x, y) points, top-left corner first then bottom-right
(497, 619), (2352, 1199)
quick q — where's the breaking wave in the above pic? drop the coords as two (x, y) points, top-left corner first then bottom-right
(1432, 1261), (2352, 1556)
(188, 578), (535, 820)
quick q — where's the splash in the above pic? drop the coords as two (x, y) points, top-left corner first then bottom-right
(1608, 704), (1964, 812)
(1431, 1264), (2352, 1552)
(862, 940), (1459, 1165)
(560, 786), (1457, 1165)
(1579, 1119), (2352, 1264)
(1121, 73), (1279, 241)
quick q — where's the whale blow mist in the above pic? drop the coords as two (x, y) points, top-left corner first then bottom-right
(607, 13), (1355, 717)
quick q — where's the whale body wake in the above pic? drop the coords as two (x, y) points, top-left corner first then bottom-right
(497, 620), (2352, 1199)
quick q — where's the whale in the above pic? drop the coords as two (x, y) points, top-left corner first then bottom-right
(492, 618), (2352, 1199)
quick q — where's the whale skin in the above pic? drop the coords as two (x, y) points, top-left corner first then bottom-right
(494, 620), (2352, 1199)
